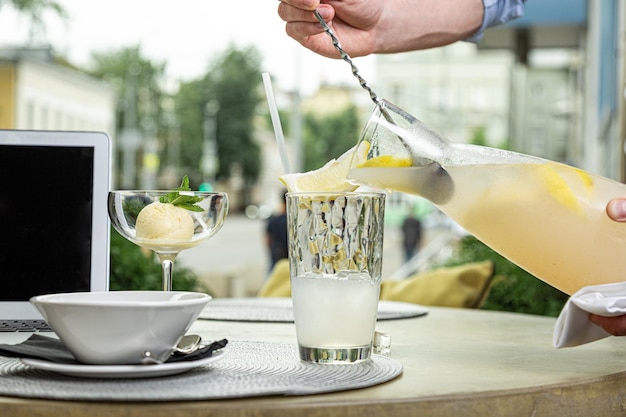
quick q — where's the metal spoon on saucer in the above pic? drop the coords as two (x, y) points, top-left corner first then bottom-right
(141, 334), (202, 365)
(174, 334), (202, 354)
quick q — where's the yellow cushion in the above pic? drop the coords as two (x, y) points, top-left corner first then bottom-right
(379, 261), (494, 308)
(257, 260), (494, 309)
(258, 259), (291, 297)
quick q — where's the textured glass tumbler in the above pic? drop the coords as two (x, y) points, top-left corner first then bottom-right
(287, 192), (386, 364)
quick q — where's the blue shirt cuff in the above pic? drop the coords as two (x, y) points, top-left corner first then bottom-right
(465, 0), (526, 43)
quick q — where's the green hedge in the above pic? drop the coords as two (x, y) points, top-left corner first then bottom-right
(109, 227), (208, 293)
(441, 235), (568, 317)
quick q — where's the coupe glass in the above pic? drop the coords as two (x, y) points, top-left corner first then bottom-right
(108, 191), (228, 291)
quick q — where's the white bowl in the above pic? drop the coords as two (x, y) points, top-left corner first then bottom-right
(30, 291), (211, 365)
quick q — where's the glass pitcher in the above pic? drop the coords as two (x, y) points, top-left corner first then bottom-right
(348, 100), (626, 295)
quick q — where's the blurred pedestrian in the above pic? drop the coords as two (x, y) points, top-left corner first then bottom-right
(265, 191), (288, 272)
(401, 208), (423, 262)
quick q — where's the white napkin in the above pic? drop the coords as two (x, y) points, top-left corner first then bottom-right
(553, 281), (626, 348)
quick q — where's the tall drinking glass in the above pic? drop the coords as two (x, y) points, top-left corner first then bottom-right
(348, 100), (626, 295)
(287, 192), (386, 364)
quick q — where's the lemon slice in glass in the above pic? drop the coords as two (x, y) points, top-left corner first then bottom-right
(279, 143), (369, 193)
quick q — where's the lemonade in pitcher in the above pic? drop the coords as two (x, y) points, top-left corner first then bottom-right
(347, 100), (626, 295)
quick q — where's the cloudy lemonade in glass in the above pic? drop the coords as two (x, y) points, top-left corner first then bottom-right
(291, 272), (380, 349)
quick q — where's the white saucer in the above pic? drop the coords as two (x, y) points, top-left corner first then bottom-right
(20, 351), (225, 379)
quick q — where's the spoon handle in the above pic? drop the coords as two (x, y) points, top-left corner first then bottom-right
(141, 350), (167, 365)
(313, 10), (382, 107)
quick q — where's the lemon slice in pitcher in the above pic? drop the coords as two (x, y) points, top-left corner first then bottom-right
(280, 143), (369, 192)
(537, 162), (593, 213)
(358, 154), (412, 169)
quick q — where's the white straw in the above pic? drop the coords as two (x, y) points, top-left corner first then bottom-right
(262, 72), (292, 174)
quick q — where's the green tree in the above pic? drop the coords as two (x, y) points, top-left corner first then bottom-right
(88, 46), (168, 187)
(208, 47), (262, 183)
(89, 45), (166, 133)
(302, 105), (360, 171)
(470, 126), (488, 146)
(173, 79), (205, 185)
(0, 0), (67, 43)
(174, 45), (263, 200)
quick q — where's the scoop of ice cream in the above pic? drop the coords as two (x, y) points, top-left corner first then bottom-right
(135, 202), (195, 241)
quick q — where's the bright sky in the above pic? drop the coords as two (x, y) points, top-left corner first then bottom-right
(0, 0), (375, 96)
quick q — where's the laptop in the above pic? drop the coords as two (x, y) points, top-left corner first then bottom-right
(0, 130), (111, 343)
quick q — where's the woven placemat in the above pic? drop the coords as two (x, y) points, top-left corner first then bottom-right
(0, 340), (402, 402)
(199, 298), (428, 322)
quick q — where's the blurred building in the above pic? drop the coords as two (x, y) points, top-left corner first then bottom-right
(301, 83), (372, 119)
(0, 46), (116, 134)
(481, 0), (615, 176)
(375, 0), (626, 182)
(376, 43), (514, 147)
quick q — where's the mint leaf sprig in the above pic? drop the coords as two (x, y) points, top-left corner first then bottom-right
(159, 175), (204, 212)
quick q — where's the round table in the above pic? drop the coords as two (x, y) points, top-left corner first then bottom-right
(2, 305), (626, 417)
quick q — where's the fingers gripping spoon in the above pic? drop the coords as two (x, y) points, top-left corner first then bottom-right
(313, 10), (454, 204)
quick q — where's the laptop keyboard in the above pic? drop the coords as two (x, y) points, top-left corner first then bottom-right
(0, 320), (52, 332)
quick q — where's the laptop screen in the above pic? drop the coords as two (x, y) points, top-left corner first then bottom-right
(0, 145), (95, 300)
(0, 130), (110, 318)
